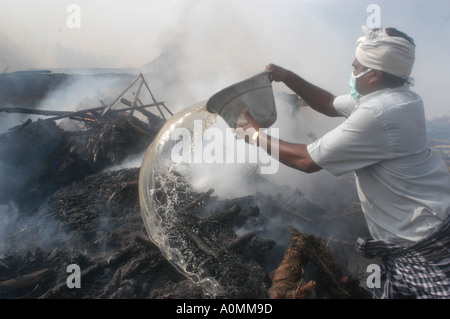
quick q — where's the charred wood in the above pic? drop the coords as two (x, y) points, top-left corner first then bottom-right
(202, 203), (241, 224)
(226, 231), (260, 251)
(183, 188), (215, 212)
(0, 268), (53, 296)
(0, 110), (162, 210)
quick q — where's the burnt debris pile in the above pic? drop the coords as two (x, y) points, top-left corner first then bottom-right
(0, 109), (164, 211)
(0, 167), (370, 299)
(0, 71), (380, 299)
(0, 72), (168, 211)
(1, 168), (187, 299)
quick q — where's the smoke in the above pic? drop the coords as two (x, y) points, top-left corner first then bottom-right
(36, 74), (133, 112)
(0, 37), (38, 72)
(143, 0), (350, 112)
(139, 0), (352, 203)
(0, 203), (68, 258)
(137, 0), (353, 210)
(52, 42), (118, 69)
(1, 0), (352, 113)
(179, 93), (351, 211)
(0, 72), (135, 132)
(129, 0), (356, 214)
(0, 0), (360, 265)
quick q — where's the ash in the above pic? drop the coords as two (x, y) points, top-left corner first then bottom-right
(0, 165), (371, 299)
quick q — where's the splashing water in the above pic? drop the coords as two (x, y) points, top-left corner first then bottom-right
(138, 102), (223, 296)
(138, 101), (340, 298)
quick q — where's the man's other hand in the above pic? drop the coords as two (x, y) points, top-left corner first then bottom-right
(265, 63), (288, 82)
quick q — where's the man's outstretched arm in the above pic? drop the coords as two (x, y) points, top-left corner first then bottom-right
(259, 131), (322, 173)
(239, 109), (322, 174)
(266, 63), (340, 117)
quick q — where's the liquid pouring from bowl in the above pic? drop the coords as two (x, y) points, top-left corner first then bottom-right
(206, 71), (277, 129)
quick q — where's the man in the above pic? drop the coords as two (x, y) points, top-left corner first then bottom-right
(239, 27), (450, 298)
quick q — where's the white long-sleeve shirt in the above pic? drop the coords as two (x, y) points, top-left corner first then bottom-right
(307, 86), (450, 246)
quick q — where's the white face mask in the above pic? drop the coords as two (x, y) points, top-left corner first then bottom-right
(349, 68), (372, 100)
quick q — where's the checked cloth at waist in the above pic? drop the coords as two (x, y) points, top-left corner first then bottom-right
(356, 216), (450, 299)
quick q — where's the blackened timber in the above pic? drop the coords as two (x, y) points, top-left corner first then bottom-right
(183, 188), (215, 212)
(0, 269), (54, 295)
(226, 230), (259, 251)
(0, 102), (167, 122)
(123, 97), (169, 125)
(43, 101), (167, 122)
(0, 107), (70, 116)
(100, 73), (143, 116)
(202, 203), (241, 224)
(38, 244), (134, 299)
(180, 225), (220, 259)
(140, 73), (173, 118)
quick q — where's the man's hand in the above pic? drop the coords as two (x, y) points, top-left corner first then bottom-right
(242, 108), (260, 132)
(235, 109), (321, 173)
(266, 63), (339, 117)
(235, 109), (261, 145)
(265, 63), (289, 82)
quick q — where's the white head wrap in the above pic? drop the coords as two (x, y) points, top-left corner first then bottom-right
(355, 26), (415, 79)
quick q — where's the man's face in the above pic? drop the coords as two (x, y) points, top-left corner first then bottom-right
(352, 58), (374, 96)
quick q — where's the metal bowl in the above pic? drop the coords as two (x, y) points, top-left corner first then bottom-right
(206, 71), (277, 128)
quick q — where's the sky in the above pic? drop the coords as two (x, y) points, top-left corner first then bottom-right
(0, 0), (449, 118)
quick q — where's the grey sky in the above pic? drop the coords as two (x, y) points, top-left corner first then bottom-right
(1, 0), (449, 118)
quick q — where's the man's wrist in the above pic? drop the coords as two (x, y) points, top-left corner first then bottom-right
(258, 131), (268, 149)
(282, 70), (294, 84)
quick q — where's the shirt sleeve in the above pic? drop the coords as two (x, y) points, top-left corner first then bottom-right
(333, 94), (356, 118)
(307, 106), (390, 176)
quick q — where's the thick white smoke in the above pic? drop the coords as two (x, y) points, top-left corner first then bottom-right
(0, 0), (361, 258)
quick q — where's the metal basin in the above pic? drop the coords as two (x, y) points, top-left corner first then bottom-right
(206, 71), (277, 128)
